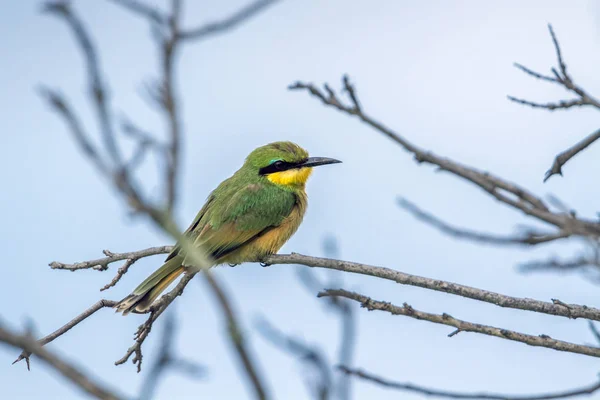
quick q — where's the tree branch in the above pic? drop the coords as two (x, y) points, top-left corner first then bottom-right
(49, 246), (173, 292)
(115, 272), (196, 372)
(509, 24), (600, 182)
(339, 366), (600, 400)
(543, 128), (600, 183)
(13, 299), (118, 368)
(49, 246), (172, 272)
(398, 197), (569, 246)
(320, 289), (600, 358)
(178, 0), (279, 41)
(264, 253), (600, 322)
(43, 1), (122, 165)
(1, 322), (126, 400)
(289, 76), (600, 239)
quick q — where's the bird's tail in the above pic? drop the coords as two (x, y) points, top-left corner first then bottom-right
(114, 257), (185, 315)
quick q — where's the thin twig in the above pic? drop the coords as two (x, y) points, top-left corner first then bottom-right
(13, 299), (118, 368)
(43, 1), (122, 164)
(49, 246), (173, 292)
(509, 24), (600, 181)
(49, 246), (172, 271)
(519, 254), (600, 275)
(115, 272), (196, 372)
(543, 128), (600, 182)
(339, 366), (600, 400)
(398, 197), (569, 246)
(178, 0), (279, 41)
(320, 289), (600, 358)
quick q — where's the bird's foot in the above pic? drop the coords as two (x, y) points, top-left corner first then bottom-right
(259, 261), (271, 268)
(228, 263), (239, 268)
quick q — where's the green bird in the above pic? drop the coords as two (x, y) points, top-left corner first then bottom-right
(115, 141), (341, 315)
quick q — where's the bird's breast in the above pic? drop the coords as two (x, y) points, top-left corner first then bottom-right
(253, 191), (307, 254)
(223, 191), (307, 264)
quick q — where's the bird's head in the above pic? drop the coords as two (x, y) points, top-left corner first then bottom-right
(245, 141), (341, 188)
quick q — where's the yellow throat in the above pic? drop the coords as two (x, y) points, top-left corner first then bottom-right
(267, 167), (313, 187)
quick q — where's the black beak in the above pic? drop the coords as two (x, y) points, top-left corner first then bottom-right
(298, 157), (342, 168)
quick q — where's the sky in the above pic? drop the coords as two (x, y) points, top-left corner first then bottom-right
(2, 0), (600, 399)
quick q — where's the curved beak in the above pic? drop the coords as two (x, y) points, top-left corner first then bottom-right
(298, 157), (342, 168)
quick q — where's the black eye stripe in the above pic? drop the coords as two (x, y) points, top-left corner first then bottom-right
(259, 159), (306, 175)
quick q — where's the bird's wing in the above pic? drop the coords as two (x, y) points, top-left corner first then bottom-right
(164, 194), (216, 262)
(169, 183), (296, 263)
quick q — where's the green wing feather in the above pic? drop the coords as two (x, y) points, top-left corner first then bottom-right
(167, 182), (296, 265)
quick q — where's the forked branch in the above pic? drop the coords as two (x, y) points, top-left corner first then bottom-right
(508, 24), (600, 181)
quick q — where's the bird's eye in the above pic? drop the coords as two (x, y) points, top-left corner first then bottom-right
(272, 161), (284, 169)
(269, 159), (285, 170)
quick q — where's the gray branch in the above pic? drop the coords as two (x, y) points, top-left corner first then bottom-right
(320, 289), (600, 358)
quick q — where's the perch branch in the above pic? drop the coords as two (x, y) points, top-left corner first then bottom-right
(264, 253), (600, 322)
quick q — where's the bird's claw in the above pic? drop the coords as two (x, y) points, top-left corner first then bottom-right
(260, 261), (270, 267)
(228, 263), (239, 268)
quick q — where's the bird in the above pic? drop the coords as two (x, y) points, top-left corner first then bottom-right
(114, 141), (341, 315)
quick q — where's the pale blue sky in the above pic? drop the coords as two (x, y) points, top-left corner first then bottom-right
(2, 1), (600, 399)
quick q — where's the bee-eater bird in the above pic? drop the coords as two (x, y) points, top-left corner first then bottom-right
(115, 141), (341, 315)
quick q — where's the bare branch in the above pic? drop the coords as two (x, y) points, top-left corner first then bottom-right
(49, 246), (172, 272)
(115, 272), (196, 372)
(506, 96), (588, 111)
(398, 197), (569, 246)
(178, 0), (280, 41)
(256, 318), (331, 400)
(265, 253), (600, 322)
(513, 63), (558, 83)
(1, 322), (126, 400)
(543, 128), (600, 182)
(49, 246), (173, 291)
(339, 366), (600, 400)
(510, 25), (600, 110)
(38, 87), (109, 175)
(289, 76), (600, 239)
(13, 299), (117, 368)
(509, 24), (600, 181)
(201, 272), (269, 400)
(320, 289), (600, 358)
(43, 1), (122, 164)
(519, 253), (600, 277)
